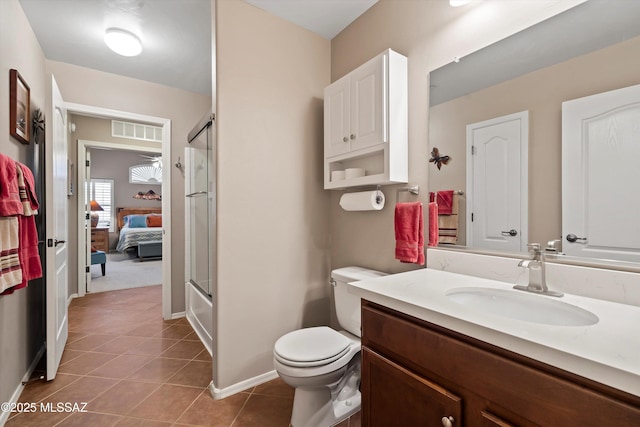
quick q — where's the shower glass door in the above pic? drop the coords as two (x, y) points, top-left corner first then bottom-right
(186, 115), (215, 297)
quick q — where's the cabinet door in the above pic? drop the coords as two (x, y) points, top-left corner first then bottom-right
(324, 75), (351, 158)
(350, 53), (386, 151)
(362, 347), (462, 427)
(481, 411), (516, 427)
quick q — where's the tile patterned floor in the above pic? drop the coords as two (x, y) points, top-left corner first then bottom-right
(6, 285), (361, 427)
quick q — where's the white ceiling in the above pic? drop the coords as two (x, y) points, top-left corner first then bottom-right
(429, 0), (640, 105)
(244, 0), (378, 39)
(18, 0), (378, 96)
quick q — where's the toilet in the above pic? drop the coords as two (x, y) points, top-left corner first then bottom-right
(273, 266), (387, 427)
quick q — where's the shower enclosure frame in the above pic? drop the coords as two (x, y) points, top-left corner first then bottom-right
(185, 112), (216, 355)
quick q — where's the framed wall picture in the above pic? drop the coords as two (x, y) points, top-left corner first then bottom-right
(9, 69), (31, 145)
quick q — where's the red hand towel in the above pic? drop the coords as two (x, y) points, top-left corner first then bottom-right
(428, 202), (439, 247)
(436, 190), (454, 215)
(0, 154), (23, 216)
(395, 202), (425, 265)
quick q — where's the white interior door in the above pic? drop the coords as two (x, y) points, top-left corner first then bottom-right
(562, 84), (640, 262)
(46, 76), (69, 380)
(467, 111), (528, 253)
(83, 150), (91, 293)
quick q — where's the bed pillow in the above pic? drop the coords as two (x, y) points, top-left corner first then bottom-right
(146, 214), (162, 227)
(128, 214), (148, 228)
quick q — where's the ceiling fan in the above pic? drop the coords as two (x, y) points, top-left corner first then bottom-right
(140, 154), (162, 168)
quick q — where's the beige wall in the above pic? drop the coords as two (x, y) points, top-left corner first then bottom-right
(47, 61), (211, 313)
(0, 0), (47, 410)
(329, 0), (585, 274)
(215, 0), (331, 389)
(430, 35), (640, 246)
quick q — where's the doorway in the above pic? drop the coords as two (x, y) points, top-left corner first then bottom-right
(80, 140), (164, 294)
(68, 102), (173, 319)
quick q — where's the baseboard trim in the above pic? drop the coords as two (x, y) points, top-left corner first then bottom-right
(0, 344), (46, 426)
(209, 370), (279, 400)
(67, 293), (78, 306)
(171, 311), (186, 320)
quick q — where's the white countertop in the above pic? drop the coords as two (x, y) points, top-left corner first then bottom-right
(348, 268), (640, 397)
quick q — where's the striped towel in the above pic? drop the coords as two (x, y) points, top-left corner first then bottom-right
(16, 163), (38, 216)
(438, 193), (460, 244)
(0, 217), (22, 293)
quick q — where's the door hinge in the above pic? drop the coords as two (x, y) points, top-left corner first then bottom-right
(85, 213), (90, 220)
(471, 213), (474, 222)
(85, 266), (90, 273)
(86, 160), (90, 167)
(471, 146), (476, 155)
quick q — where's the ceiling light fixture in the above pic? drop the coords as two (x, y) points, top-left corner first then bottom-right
(104, 28), (142, 57)
(449, 0), (471, 6)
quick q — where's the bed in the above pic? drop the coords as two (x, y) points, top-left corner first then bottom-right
(115, 207), (163, 254)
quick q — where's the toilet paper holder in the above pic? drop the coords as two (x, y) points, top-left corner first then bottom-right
(344, 186), (385, 203)
(374, 187), (384, 204)
(339, 186), (386, 211)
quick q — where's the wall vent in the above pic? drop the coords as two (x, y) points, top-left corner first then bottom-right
(112, 120), (162, 143)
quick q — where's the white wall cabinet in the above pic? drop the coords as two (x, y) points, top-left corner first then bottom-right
(324, 49), (408, 190)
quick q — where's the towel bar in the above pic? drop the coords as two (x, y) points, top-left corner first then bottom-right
(396, 185), (420, 203)
(430, 190), (464, 196)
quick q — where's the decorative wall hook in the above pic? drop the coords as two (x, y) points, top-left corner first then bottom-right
(429, 147), (450, 170)
(31, 108), (44, 144)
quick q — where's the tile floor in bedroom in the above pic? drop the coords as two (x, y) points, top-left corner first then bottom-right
(6, 285), (361, 426)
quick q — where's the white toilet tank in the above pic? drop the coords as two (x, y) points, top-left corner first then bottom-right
(331, 267), (387, 337)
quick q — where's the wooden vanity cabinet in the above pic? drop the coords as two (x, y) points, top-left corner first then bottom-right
(361, 300), (640, 427)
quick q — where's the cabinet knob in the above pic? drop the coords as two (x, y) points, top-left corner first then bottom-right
(343, 136), (348, 142)
(441, 416), (455, 427)
(350, 134), (356, 140)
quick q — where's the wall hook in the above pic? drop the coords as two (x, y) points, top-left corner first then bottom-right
(175, 156), (183, 170)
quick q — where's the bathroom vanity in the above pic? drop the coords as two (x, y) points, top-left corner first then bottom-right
(349, 267), (640, 427)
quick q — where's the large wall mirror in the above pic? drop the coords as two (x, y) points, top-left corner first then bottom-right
(428, 0), (640, 262)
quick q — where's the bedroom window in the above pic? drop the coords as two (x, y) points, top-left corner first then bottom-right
(90, 179), (115, 232)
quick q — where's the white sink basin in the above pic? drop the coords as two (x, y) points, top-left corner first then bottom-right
(445, 287), (599, 326)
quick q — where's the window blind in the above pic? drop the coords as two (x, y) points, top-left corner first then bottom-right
(90, 179), (115, 232)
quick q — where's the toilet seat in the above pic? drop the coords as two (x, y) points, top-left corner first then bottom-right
(274, 327), (353, 368)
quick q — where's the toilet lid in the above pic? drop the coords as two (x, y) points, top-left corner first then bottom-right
(274, 327), (352, 367)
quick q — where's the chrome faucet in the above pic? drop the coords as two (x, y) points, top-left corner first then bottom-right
(514, 243), (563, 297)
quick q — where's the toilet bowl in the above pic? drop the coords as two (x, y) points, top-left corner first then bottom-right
(273, 267), (386, 427)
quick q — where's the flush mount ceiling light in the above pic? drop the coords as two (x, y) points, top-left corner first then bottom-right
(104, 28), (142, 57)
(449, 0), (471, 6)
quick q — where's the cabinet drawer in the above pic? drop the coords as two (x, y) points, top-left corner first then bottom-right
(90, 228), (109, 252)
(362, 302), (640, 426)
